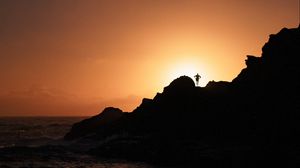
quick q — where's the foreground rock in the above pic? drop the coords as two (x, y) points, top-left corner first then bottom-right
(64, 107), (125, 140)
(65, 26), (300, 167)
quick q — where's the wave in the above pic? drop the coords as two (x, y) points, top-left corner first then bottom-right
(0, 145), (155, 168)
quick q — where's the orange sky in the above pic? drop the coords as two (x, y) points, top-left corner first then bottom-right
(0, 0), (299, 116)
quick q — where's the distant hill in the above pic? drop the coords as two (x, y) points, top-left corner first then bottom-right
(65, 26), (300, 167)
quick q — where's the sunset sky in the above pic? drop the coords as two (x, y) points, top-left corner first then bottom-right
(0, 0), (299, 116)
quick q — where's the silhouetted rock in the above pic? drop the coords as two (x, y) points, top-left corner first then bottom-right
(163, 75), (195, 92)
(64, 107), (124, 140)
(65, 26), (300, 167)
(232, 26), (300, 93)
(205, 81), (230, 94)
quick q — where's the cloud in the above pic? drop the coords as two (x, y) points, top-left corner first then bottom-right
(0, 85), (142, 116)
(0, 85), (97, 116)
(7, 84), (77, 101)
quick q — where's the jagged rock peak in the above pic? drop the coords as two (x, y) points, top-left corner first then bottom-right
(262, 26), (300, 64)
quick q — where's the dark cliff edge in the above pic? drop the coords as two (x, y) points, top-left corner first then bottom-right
(64, 26), (300, 167)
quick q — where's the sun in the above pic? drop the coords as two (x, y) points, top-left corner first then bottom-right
(169, 63), (198, 81)
(164, 60), (208, 87)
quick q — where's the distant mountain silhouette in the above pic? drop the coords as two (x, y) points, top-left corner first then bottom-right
(65, 26), (300, 167)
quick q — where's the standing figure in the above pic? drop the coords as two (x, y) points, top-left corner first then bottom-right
(194, 73), (201, 86)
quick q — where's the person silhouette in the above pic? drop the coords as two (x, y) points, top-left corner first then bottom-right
(194, 73), (201, 86)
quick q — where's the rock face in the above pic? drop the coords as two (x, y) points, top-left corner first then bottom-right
(65, 26), (300, 167)
(64, 107), (124, 140)
(163, 75), (195, 92)
(232, 26), (300, 93)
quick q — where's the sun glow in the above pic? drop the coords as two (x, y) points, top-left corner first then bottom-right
(164, 58), (210, 87)
(169, 64), (197, 81)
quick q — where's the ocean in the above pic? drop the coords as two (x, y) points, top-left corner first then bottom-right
(0, 117), (157, 168)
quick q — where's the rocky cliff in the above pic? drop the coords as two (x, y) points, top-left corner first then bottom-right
(65, 26), (300, 167)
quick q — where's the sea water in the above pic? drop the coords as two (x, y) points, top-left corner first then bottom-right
(0, 117), (157, 168)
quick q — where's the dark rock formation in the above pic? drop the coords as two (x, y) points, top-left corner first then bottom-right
(65, 26), (300, 167)
(64, 107), (125, 140)
(163, 75), (195, 92)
